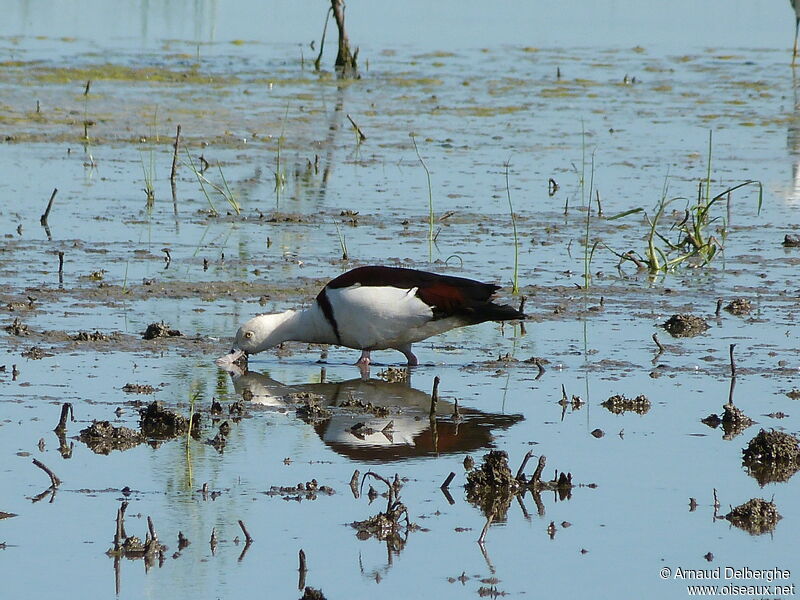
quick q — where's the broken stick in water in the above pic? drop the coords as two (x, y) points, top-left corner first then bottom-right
(238, 519), (254, 544)
(32, 458), (61, 488)
(429, 375), (440, 417)
(652, 333), (665, 353)
(40, 188), (58, 227)
(170, 124), (182, 183)
(346, 114), (366, 142)
(440, 472), (455, 490)
(53, 402), (74, 433)
(477, 514), (494, 545)
(298, 549), (308, 590)
(515, 450), (536, 480)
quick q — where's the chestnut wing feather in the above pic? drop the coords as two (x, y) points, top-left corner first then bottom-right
(323, 266), (521, 322)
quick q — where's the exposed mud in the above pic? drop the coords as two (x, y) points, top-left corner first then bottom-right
(465, 450), (576, 521)
(300, 587), (328, 600)
(724, 298), (753, 316)
(351, 472), (415, 554)
(782, 234), (800, 247)
(742, 429), (800, 485)
(702, 403), (754, 440)
(743, 429), (800, 462)
(377, 367), (410, 383)
(465, 450), (519, 521)
(122, 383), (157, 394)
(263, 479), (335, 501)
(79, 421), (145, 455)
(140, 401), (201, 439)
(662, 314), (710, 338)
(79, 400), (202, 453)
(601, 393), (651, 415)
(142, 322), (183, 340)
(295, 395), (333, 423)
(106, 501), (167, 565)
(20, 346), (53, 359)
(4, 318), (28, 336)
(725, 498), (782, 535)
(72, 330), (118, 342)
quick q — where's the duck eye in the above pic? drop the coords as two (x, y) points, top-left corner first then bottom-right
(244, 331), (254, 339)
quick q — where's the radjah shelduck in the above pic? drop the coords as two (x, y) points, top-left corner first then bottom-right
(217, 265), (524, 371)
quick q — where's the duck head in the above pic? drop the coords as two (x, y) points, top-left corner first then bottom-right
(216, 312), (294, 367)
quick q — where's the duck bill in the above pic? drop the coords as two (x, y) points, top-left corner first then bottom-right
(216, 348), (247, 368)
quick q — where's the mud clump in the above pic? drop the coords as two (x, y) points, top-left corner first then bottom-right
(107, 501), (166, 565)
(285, 391), (324, 404)
(465, 451), (519, 520)
(725, 498), (782, 535)
(228, 399), (245, 416)
(142, 322), (183, 340)
(79, 421), (145, 454)
(295, 395), (332, 422)
(72, 330), (117, 342)
(377, 367), (409, 383)
(339, 396), (390, 417)
(4, 317), (28, 336)
(662, 314), (709, 337)
(702, 403), (754, 440)
(352, 510), (411, 550)
(267, 213), (309, 223)
(466, 451), (579, 519)
(782, 234), (800, 247)
(743, 429), (800, 462)
(139, 401), (200, 439)
(300, 588), (327, 600)
(122, 383), (156, 394)
(723, 298), (752, 315)
(264, 479), (335, 501)
(466, 451), (518, 490)
(351, 472), (415, 554)
(209, 421), (230, 452)
(742, 429), (800, 485)
(601, 394), (651, 415)
(21, 346), (53, 359)
(722, 404), (753, 430)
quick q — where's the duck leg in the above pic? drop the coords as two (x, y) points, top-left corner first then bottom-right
(397, 344), (418, 366)
(356, 349), (371, 366)
(356, 349), (371, 379)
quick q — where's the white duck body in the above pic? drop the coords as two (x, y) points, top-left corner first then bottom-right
(219, 265), (524, 367)
(325, 285), (464, 351)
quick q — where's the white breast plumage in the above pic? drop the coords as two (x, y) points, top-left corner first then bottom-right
(325, 285), (435, 350)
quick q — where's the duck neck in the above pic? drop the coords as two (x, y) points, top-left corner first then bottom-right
(277, 304), (335, 345)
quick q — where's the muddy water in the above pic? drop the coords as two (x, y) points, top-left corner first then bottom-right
(2, 2), (800, 599)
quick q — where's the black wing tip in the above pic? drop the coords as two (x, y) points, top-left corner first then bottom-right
(470, 302), (526, 323)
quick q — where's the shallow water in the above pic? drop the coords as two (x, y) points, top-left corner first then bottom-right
(2, 2), (800, 599)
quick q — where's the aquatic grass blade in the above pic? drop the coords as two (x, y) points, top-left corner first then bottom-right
(503, 160), (519, 295)
(410, 133), (435, 262)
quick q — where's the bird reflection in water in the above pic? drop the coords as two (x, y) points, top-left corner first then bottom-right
(226, 367), (524, 463)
